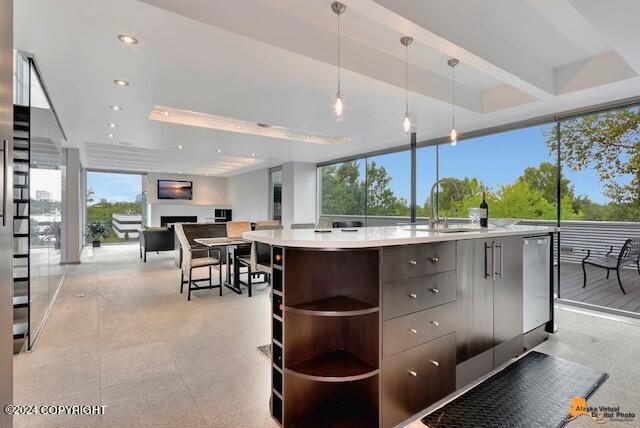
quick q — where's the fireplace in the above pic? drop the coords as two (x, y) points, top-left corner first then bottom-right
(160, 216), (198, 227)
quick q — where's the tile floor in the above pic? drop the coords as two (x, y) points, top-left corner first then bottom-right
(12, 244), (640, 427)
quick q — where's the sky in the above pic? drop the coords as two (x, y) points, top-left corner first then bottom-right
(87, 172), (142, 204)
(372, 124), (615, 205)
(31, 169), (62, 201)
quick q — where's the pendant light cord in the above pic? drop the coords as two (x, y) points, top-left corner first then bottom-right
(405, 45), (408, 114)
(337, 12), (341, 93)
(451, 64), (455, 128)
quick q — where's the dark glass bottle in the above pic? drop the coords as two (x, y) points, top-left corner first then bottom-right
(480, 192), (489, 228)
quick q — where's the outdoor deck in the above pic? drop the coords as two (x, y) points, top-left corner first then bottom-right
(560, 262), (640, 314)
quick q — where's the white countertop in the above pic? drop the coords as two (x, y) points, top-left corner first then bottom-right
(243, 224), (557, 248)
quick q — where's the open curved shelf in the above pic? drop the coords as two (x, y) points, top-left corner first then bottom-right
(285, 295), (379, 317)
(285, 350), (379, 383)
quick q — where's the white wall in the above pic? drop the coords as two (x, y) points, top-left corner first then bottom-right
(227, 168), (270, 222)
(281, 162), (317, 228)
(146, 173), (230, 226)
(64, 148), (81, 263)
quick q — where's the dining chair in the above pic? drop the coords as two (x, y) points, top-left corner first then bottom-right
(291, 223), (315, 229)
(332, 220), (364, 228)
(256, 220), (281, 228)
(226, 221), (252, 238)
(237, 224), (282, 296)
(175, 224), (222, 301)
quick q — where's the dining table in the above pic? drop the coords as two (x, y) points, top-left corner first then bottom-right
(193, 237), (251, 295)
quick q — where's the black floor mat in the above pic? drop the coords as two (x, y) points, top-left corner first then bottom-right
(422, 351), (608, 428)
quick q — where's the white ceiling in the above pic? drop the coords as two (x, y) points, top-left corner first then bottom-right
(13, 0), (640, 176)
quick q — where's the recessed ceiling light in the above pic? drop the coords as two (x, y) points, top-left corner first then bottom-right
(118, 34), (138, 45)
(177, 145), (183, 149)
(108, 123), (117, 128)
(113, 79), (129, 87)
(107, 133), (115, 138)
(216, 149), (222, 153)
(110, 105), (122, 111)
(251, 153), (256, 157)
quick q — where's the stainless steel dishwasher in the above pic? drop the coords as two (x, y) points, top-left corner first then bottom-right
(523, 235), (551, 333)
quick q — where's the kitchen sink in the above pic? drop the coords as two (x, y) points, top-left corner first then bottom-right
(403, 226), (478, 233)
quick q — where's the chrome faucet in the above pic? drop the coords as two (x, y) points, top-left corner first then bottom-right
(429, 179), (461, 228)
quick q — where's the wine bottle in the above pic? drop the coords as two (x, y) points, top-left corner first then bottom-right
(479, 192), (489, 228)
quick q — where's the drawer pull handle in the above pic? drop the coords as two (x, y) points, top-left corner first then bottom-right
(408, 369), (418, 377)
(430, 288), (439, 294)
(429, 360), (439, 367)
(408, 292), (417, 299)
(408, 259), (417, 265)
(430, 256), (439, 263)
(431, 321), (439, 326)
(409, 328), (418, 334)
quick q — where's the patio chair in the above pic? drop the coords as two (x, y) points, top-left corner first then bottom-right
(582, 238), (640, 295)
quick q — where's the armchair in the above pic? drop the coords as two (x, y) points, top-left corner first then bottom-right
(581, 238), (640, 295)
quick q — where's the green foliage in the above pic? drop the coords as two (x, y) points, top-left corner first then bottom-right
(548, 108), (640, 205)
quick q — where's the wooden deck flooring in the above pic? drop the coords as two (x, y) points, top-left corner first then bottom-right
(560, 262), (640, 313)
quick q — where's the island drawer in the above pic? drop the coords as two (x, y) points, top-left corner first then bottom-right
(383, 301), (456, 357)
(382, 241), (455, 282)
(382, 270), (456, 320)
(382, 332), (456, 428)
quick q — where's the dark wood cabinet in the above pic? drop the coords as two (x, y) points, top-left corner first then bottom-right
(493, 235), (524, 366)
(383, 301), (456, 357)
(455, 238), (494, 364)
(382, 270), (456, 320)
(382, 241), (455, 281)
(382, 333), (456, 428)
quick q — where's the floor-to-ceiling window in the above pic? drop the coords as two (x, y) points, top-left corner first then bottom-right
(85, 171), (144, 244)
(365, 151), (411, 225)
(318, 159), (366, 226)
(270, 167), (282, 222)
(437, 124), (558, 222)
(557, 106), (640, 314)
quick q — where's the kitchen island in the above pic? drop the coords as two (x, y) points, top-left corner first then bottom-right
(244, 225), (556, 427)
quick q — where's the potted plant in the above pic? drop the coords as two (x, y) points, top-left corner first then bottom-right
(86, 221), (110, 247)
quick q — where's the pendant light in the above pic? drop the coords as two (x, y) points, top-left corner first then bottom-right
(448, 58), (459, 146)
(401, 36), (413, 135)
(331, 2), (347, 121)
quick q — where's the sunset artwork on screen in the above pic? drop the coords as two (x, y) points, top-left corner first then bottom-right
(157, 180), (193, 200)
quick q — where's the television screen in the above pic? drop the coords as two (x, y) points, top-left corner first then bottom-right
(157, 180), (193, 200)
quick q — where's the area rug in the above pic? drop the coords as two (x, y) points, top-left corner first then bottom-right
(257, 344), (271, 359)
(422, 351), (608, 428)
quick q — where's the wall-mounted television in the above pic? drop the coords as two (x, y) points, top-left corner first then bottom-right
(157, 180), (193, 200)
